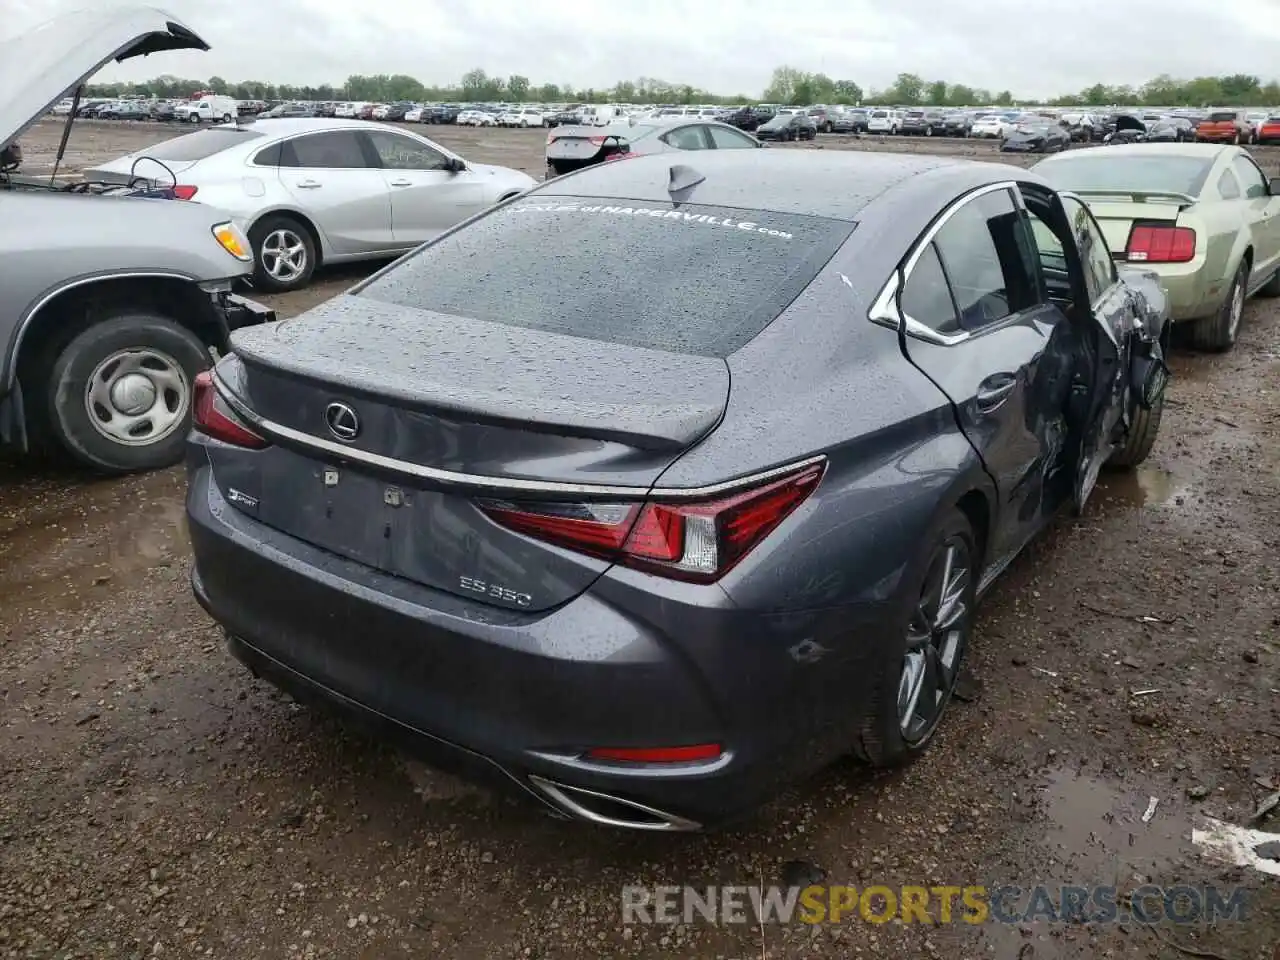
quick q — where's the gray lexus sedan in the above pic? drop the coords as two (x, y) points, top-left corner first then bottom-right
(187, 150), (1171, 830)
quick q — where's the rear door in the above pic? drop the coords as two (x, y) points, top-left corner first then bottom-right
(364, 129), (486, 246)
(896, 184), (1074, 567)
(277, 130), (393, 255)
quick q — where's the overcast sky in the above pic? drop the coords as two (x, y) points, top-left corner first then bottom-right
(7, 0), (1280, 99)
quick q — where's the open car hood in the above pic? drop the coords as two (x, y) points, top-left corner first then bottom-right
(1114, 114), (1147, 133)
(0, 6), (208, 150)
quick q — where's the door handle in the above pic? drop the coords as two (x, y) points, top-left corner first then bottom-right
(975, 373), (1018, 412)
(295, 180), (322, 189)
(389, 179), (413, 187)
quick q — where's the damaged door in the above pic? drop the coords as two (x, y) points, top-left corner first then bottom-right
(894, 184), (1075, 568)
(1058, 194), (1131, 511)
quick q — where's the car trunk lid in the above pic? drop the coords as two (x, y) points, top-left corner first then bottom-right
(1070, 191), (1192, 255)
(545, 125), (630, 174)
(209, 295), (729, 612)
(0, 5), (209, 150)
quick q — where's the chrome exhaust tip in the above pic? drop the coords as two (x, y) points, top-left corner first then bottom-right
(527, 776), (702, 832)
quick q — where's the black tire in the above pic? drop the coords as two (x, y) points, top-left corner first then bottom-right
(1188, 260), (1248, 351)
(1108, 392), (1164, 468)
(46, 312), (210, 474)
(855, 508), (977, 767)
(924, 126), (932, 137)
(222, 113), (232, 123)
(249, 213), (317, 292)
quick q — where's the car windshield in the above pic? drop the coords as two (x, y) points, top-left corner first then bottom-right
(1207, 111), (1238, 122)
(871, 110), (888, 118)
(1019, 123), (1052, 134)
(132, 127), (263, 161)
(1037, 155), (1214, 196)
(355, 196), (856, 358)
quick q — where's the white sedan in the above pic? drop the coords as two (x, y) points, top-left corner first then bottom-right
(84, 118), (536, 291)
(970, 115), (1014, 139)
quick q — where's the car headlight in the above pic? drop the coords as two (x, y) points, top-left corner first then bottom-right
(212, 221), (252, 262)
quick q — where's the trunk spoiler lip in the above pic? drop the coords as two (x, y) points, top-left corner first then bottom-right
(210, 368), (826, 501)
(1068, 188), (1197, 206)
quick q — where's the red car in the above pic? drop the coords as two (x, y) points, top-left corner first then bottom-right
(1195, 109), (1252, 144)
(1255, 115), (1280, 145)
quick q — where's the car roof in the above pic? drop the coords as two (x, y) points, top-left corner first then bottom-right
(235, 117), (399, 135)
(533, 149), (1025, 221)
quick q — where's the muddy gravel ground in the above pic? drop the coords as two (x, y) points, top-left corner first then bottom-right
(2, 120), (1278, 960)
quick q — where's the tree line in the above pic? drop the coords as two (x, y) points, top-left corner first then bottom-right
(81, 66), (1280, 108)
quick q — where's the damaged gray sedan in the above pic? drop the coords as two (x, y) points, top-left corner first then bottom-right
(187, 152), (1171, 829)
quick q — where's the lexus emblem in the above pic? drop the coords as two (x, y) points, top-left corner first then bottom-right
(324, 402), (360, 441)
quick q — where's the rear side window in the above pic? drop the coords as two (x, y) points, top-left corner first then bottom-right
(901, 243), (960, 334)
(930, 189), (1038, 330)
(136, 128), (262, 161)
(355, 196), (856, 357)
(280, 131), (369, 169)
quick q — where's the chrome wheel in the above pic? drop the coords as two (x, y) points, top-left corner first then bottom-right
(1228, 273), (1246, 339)
(84, 348), (190, 446)
(897, 536), (971, 744)
(260, 228), (308, 283)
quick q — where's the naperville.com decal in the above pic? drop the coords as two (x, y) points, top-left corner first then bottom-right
(510, 202), (794, 239)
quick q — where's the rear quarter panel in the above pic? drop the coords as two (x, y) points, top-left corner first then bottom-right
(653, 219), (996, 617)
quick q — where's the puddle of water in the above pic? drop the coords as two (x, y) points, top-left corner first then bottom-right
(1038, 769), (1191, 881)
(1097, 463), (1189, 509)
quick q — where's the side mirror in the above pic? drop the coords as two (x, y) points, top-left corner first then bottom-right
(1270, 178), (1280, 196)
(444, 157), (466, 173)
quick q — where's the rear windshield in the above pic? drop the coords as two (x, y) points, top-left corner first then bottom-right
(1037, 155), (1214, 196)
(1207, 111), (1238, 122)
(138, 128), (263, 161)
(355, 196), (855, 357)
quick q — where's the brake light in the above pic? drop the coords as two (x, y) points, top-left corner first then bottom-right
(192, 371), (268, 448)
(603, 151), (637, 162)
(171, 184), (198, 200)
(546, 132), (557, 145)
(1126, 224), (1196, 263)
(478, 460), (824, 582)
(588, 136), (606, 145)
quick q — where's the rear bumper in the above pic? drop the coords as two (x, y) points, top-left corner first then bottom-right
(186, 463), (885, 828)
(1117, 262), (1220, 322)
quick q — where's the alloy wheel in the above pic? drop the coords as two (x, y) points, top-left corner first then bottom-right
(84, 348), (190, 446)
(260, 228), (308, 283)
(897, 535), (971, 745)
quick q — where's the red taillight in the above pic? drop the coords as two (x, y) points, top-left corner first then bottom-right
(585, 744), (722, 764)
(546, 132), (557, 145)
(478, 460), (824, 582)
(603, 151), (637, 162)
(1126, 224), (1196, 264)
(171, 184), (198, 200)
(588, 136), (606, 145)
(192, 371), (268, 449)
